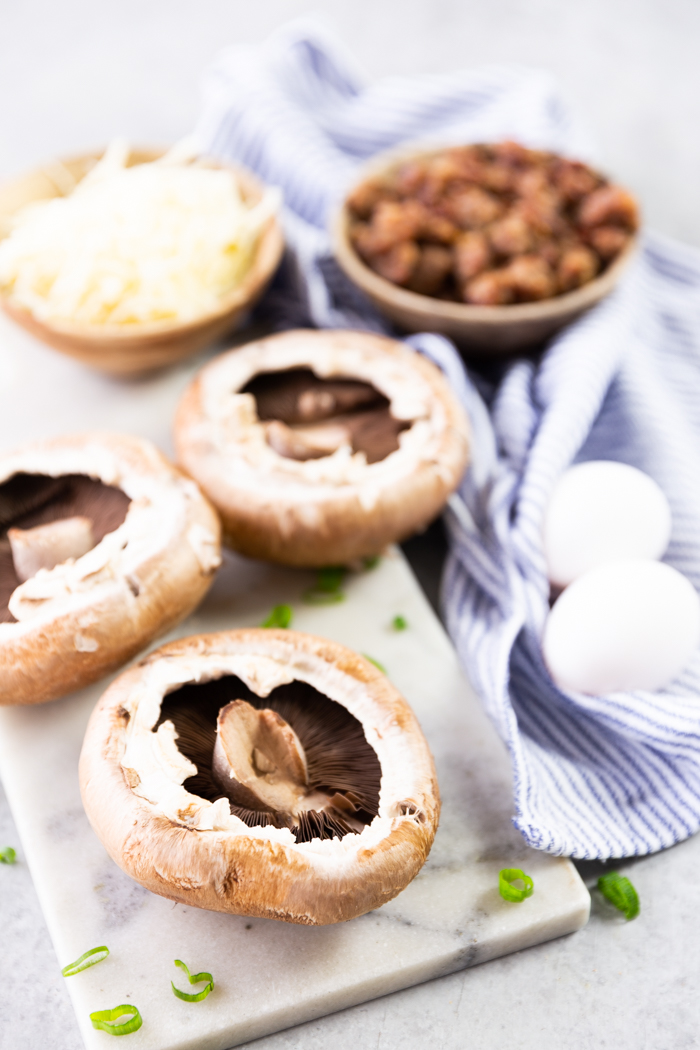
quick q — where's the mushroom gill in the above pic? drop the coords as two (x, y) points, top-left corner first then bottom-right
(241, 367), (411, 464)
(0, 473), (131, 623)
(156, 674), (382, 842)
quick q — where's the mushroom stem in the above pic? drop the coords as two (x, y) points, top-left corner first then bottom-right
(266, 420), (352, 461)
(212, 700), (309, 816)
(211, 699), (369, 835)
(8, 515), (95, 582)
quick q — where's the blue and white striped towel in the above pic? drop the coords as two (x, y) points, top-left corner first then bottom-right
(195, 21), (700, 860)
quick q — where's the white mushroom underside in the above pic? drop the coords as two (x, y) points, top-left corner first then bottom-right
(200, 332), (459, 495)
(0, 441), (220, 633)
(119, 643), (429, 860)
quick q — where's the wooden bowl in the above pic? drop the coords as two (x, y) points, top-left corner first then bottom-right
(0, 149), (284, 376)
(332, 146), (638, 356)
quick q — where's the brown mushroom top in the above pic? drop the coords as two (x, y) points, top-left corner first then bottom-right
(80, 629), (440, 923)
(0, 433), (221, 634)
(346, 142), (639, 305)
(173, 329), (470, 567)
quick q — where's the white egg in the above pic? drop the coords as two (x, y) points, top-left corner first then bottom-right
(542, 560), (700, 695)
(543, 461), (672, 588)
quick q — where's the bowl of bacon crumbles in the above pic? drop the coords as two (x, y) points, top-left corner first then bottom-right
(332, 141), (639, 354)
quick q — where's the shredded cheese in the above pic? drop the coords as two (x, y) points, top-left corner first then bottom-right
(0, 139), (280, 327)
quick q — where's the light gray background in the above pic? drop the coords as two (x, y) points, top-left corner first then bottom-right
(2, 2), (700, 1048)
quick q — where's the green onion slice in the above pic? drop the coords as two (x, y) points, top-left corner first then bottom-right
(499, 867), (534, 902)
(392, 615), (408, 631)
(303, 566), (347, 605)
(0, 846), (16, 864)
(316, 566), (346, 591)
(302, 588), (345, 606)
(90, 1004), (142, 1035)
(363, 654), (387, 674)
(261, 603), (293, 629)
(171, 958), (214, 1002)
(597, 871), (640, 920)
(363, 555), (381, 570)
(62, 945), (110, 977)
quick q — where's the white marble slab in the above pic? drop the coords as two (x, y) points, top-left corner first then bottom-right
(0, 547), (589, 1050)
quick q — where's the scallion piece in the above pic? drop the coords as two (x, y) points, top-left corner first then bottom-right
(363, 654), (387, 674)
(392, 615), (408, 631)
(0, 846), (16, 864)
(317, 567), (346, 590)
(597, 871), (640, 920)
(261, 603), (293, 629)
(90, 1004), (142, 1035)
(303, 566), (346, 605)
(363, 555), (381, 570)
(302, 589), (345, 606)
(499, 867), (534, 902)
(171, 958), (214, 1002)
(62, 945), (109, 977)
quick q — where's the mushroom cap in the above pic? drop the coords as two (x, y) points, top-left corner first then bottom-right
(79, 628), (440, 925)
(0, 433), (221, 705)
(173, 329), (470, 566)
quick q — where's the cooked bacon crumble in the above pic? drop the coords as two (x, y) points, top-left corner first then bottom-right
(346, 143), (639, 305)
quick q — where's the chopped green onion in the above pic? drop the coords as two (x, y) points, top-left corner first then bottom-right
(363, 654), (387, 674)
(62, 946), (109, 977)
(261, 603), (293, 629)
(392, 615), (408, 631)
(0, 846), (16, 864)
(90, 1004), (142, 1035)
(316, 566), (346, 591)
(499, 867), (534, 902)
(597, 871), (640, 920)
(303, 566), (347, 605)
(171, 958), (214, 1002)
(363, 555), (381, 570)
(302, 589), (345, 606)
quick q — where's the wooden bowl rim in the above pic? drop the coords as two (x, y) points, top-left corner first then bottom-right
(331, 142), (639, 327)
(0, 147), (284, 343)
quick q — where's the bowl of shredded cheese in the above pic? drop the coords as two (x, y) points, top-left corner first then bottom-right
(0, 140), (284, 375)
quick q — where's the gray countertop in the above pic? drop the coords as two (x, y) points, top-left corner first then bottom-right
(3, 2), (700, 1047)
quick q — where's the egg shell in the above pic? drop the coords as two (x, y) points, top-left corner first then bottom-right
(543, 461), (672, 588)
(542, 559), (700, 695)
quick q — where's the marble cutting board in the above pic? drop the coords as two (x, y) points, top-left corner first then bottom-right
(0, 547), (590, 1050)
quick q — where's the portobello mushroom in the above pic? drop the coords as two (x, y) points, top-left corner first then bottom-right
(174, 329), (470, 566)
(79, 628), (440, 924)
(0, 433), (221, 704)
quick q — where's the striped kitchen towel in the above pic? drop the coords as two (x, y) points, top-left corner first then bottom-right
(195, 21), (700, 860)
